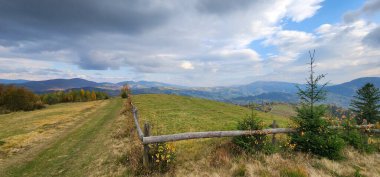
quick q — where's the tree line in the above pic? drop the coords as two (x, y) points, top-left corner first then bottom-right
(0, 85), (44, 113)
(0, 85), (110, 114)
(41, 89), (109, 105)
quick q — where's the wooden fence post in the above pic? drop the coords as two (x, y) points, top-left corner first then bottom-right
(143, 123), (151, 169)
(271, 120), (279, 144)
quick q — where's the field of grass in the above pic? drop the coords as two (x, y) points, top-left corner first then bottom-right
(269, 103), (297, 118)
(132, 94), (380, 177)
(0, 98), (128, 177)
(0, 94), (378, 176)
(132, 94), (290, 162)
(133, 94), (289, 135)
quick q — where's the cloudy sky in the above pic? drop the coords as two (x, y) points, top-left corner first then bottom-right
(0, 0), (379, 86)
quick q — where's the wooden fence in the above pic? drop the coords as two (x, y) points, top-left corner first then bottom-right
(131, 104), (379, 168)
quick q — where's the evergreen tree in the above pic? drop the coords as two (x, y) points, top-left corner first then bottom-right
(290, 50), (345, 160)
(350, 83), (380, 124)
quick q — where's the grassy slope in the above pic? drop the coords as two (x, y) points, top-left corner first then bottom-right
(133, 94), (289, 134)
(133, 94), (290, 161)
(1, 98), (125, 177)
(133, 95), (380, 177)
(269, 103), (297, 118)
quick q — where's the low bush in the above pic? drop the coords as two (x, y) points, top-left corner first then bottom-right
(233, 114), (266, 153)
(291, 105), (346, 160)
(233, 113), (280, 154)
(341, 118), (376, 153)
(120, 85), (131, 99)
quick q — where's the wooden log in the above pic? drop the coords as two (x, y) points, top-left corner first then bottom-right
(132, 107), (144, 141)
(142, 128), (296, 144)
(143, 123), (151, 169)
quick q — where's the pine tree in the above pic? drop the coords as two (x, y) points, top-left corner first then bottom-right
(290, 50), (345, 160)
(350, 83), (380, 124)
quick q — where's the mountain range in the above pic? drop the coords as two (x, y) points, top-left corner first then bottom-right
(1, 77), (379, 107)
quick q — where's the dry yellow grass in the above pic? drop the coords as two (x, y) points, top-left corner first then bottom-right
(0, 100), (108, 158)
(169, 147), (380, 177)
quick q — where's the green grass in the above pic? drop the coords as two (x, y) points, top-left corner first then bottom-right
(2, 98), (124, 177)
(134, 94), (289, 135)
(270, 103), (297, 118)
(133, 94), (290, 161)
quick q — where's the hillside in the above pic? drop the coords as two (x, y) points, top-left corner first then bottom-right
(0, 94), (378, 176)
(17, 78), (99, 92)
(0, 79), (29, 84)
(131, 94), (379, 177)
(133, 94), (288, 134)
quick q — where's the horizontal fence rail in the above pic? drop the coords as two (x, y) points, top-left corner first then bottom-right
(142, 128), (296, 144)
(131, 104), (380, 144)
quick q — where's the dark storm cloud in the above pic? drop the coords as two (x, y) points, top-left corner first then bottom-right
(0, 0), (172, 42)
(196, 0), (255, 15)
(363, 27), (380, 47)
(344, 0), (380, 22)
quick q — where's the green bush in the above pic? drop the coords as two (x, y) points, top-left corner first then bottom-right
(120, 91), (128, 99)
(341, 118), (376, 153)
(233, 114), (266, 153)
(291, 105), (345, 160)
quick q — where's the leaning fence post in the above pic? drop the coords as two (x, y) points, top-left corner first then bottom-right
(143, 123), (151, 169)
(271, 120), (279, 144)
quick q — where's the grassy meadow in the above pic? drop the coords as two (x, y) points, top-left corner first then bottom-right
(0, 94), (378, 177)
(132, 94), (291, 161)
(132, 94), (380, 177)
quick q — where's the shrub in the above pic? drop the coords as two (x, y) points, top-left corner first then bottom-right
(148, 142), (176, 173)
(120, 84), (131, 99)
(341, 118), (376, 153)
(121, 91), (128, 99)
(233, 114), (266, 153)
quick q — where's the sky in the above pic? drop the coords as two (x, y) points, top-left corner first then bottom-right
(0, 0), (379, 86)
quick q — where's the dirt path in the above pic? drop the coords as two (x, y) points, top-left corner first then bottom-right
(3, 98), (124, 177)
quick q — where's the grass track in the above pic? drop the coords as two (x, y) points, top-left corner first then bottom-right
(3, 98), (123, 177)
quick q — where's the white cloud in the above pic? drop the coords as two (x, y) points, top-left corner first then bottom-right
(7, 0), (379, 86)
(180, 61), (194, 70)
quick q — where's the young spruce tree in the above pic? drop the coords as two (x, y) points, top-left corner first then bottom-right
(290, 50), (345, 160)
(350, 83), (380, 124)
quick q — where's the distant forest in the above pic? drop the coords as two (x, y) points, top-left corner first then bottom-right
(0, 84), (109, 114)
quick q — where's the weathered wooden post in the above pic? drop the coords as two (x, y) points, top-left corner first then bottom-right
(271, 120), (279, 144)
(143, 123), (151, 169)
